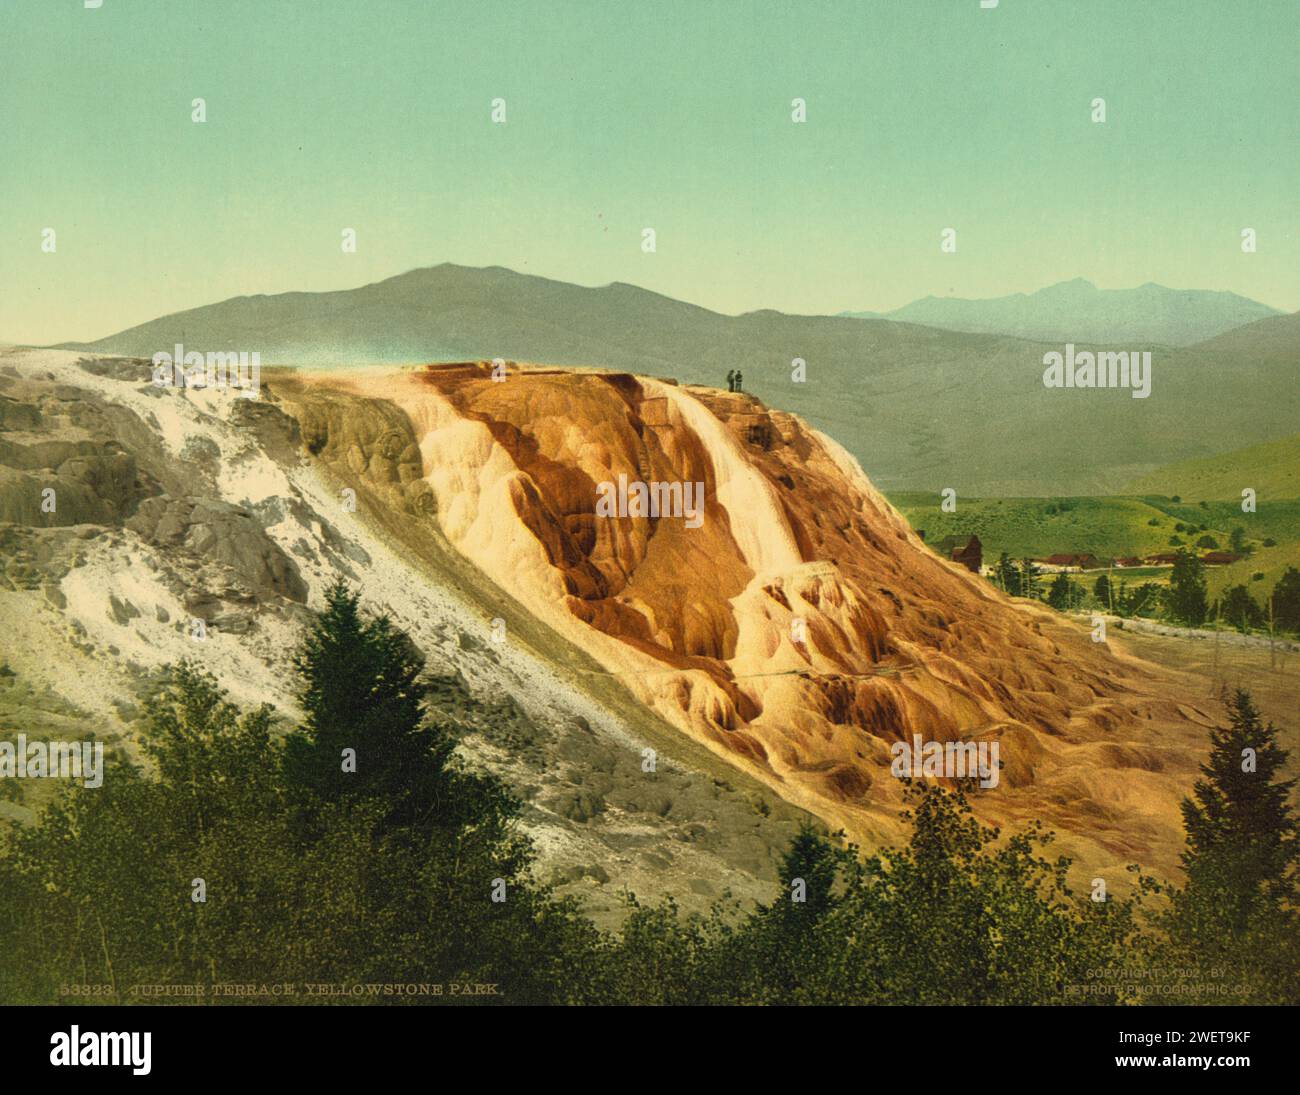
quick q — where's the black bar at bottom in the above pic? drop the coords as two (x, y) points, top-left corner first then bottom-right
(1, 1002), (1292, 1080)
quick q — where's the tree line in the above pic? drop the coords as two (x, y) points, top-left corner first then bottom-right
(0, 581), (1295, 1004)
(994, 550), (1300, 635)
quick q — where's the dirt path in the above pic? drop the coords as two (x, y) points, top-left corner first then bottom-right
(1070, 611), (1300, 653)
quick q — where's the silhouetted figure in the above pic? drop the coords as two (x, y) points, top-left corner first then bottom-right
(734, 370), (743, 392)
(726, 369), (736, 391)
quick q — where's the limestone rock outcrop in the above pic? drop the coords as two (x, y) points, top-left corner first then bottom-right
(126, 496), (308, 603)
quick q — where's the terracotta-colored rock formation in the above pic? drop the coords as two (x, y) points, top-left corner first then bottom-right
(304, 362), (1213, 881)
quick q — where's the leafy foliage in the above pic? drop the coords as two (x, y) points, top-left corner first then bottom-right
(1167, 549), (1209, 626)
(1218, 584), (1264, 633)
(1139, 691), (1299, 1003)
(1272, 567), (1300, 634)
(1, 591), (1294, 1005)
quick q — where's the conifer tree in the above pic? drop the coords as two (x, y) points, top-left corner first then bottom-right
(1179, 690), (1297, 931)
(1151, 689), (1300, 1002)
(1019, 557), (1041, 599)
(1047, 572), (1074, 611)
(1167, 549), (1209, 626)
(284, 579), (454, 824)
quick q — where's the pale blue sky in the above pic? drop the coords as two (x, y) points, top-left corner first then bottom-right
(1, 0), (1296, 343)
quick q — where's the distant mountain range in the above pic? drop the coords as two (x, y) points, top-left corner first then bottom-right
(55, 264), (1299, 496)
(840, 278), (1280, 346)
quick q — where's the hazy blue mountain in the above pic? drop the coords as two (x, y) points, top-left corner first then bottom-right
(841, 278), (1280, 346)
(57, 265), (1299, 496)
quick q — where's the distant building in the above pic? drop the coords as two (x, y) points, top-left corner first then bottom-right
(1201, 551), (1244, 566)
(1144, 552), (1182, 566)
(951, 535), (982, 573)
(1039, 553), (1101, 572)
(1114, 556), (1143, 568)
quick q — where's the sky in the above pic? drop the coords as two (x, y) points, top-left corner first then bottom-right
(1, 0), (1296, 345)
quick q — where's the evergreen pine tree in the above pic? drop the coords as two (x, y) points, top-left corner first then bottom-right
(1167, 549), (1209, 626)
(1271, 567), (1300, 634)
(1151, 689), (1300, 1003)
(283, 579), (453, 824)
(1218, 585), (1263, 633)
(1093, 573), (1112, 611)
(995, 552), (1020, 596)
(1019, 557), (1041, 599)
(1047, 572), (1074, 611)
(1179, 690), (1297, 931)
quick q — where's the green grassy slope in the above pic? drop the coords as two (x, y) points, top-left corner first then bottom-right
(888, 493), (1300, 574)
(1122, 433), (1300, 501)
(1204, 540), (1300, 602)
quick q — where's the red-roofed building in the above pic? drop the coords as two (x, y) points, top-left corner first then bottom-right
(1201, 551), (1244, 566)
